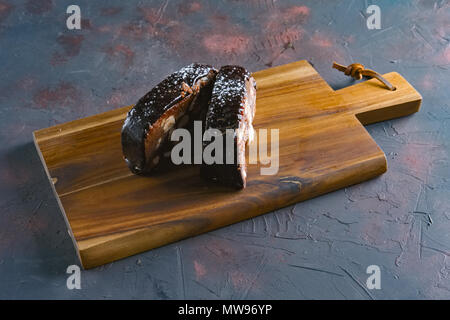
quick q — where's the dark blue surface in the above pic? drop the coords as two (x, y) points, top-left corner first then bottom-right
(0, 0), (449, 299)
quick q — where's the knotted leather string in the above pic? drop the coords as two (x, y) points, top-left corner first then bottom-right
(332, 62), (396, 91)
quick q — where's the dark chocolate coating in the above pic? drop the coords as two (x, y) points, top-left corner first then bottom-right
(201, 65), (256, 189)
(203, 65), (253, 132)
(121, 63), (216, 174)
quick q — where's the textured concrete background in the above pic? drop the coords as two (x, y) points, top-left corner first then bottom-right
(0, 0), (449, 299)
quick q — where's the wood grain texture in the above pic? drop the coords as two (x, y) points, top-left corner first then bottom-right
(33, 60), (422, 269)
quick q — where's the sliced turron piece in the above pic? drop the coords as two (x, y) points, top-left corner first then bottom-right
(201, 65), (257, 189)
(121, 63), (217, 175)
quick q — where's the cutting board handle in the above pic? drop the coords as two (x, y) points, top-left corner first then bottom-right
(335, 71), (422, 125)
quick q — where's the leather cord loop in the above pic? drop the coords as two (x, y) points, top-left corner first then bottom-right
(332, 62), (396, 91)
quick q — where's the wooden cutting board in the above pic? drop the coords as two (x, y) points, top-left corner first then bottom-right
(33, 60), (421, 269)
